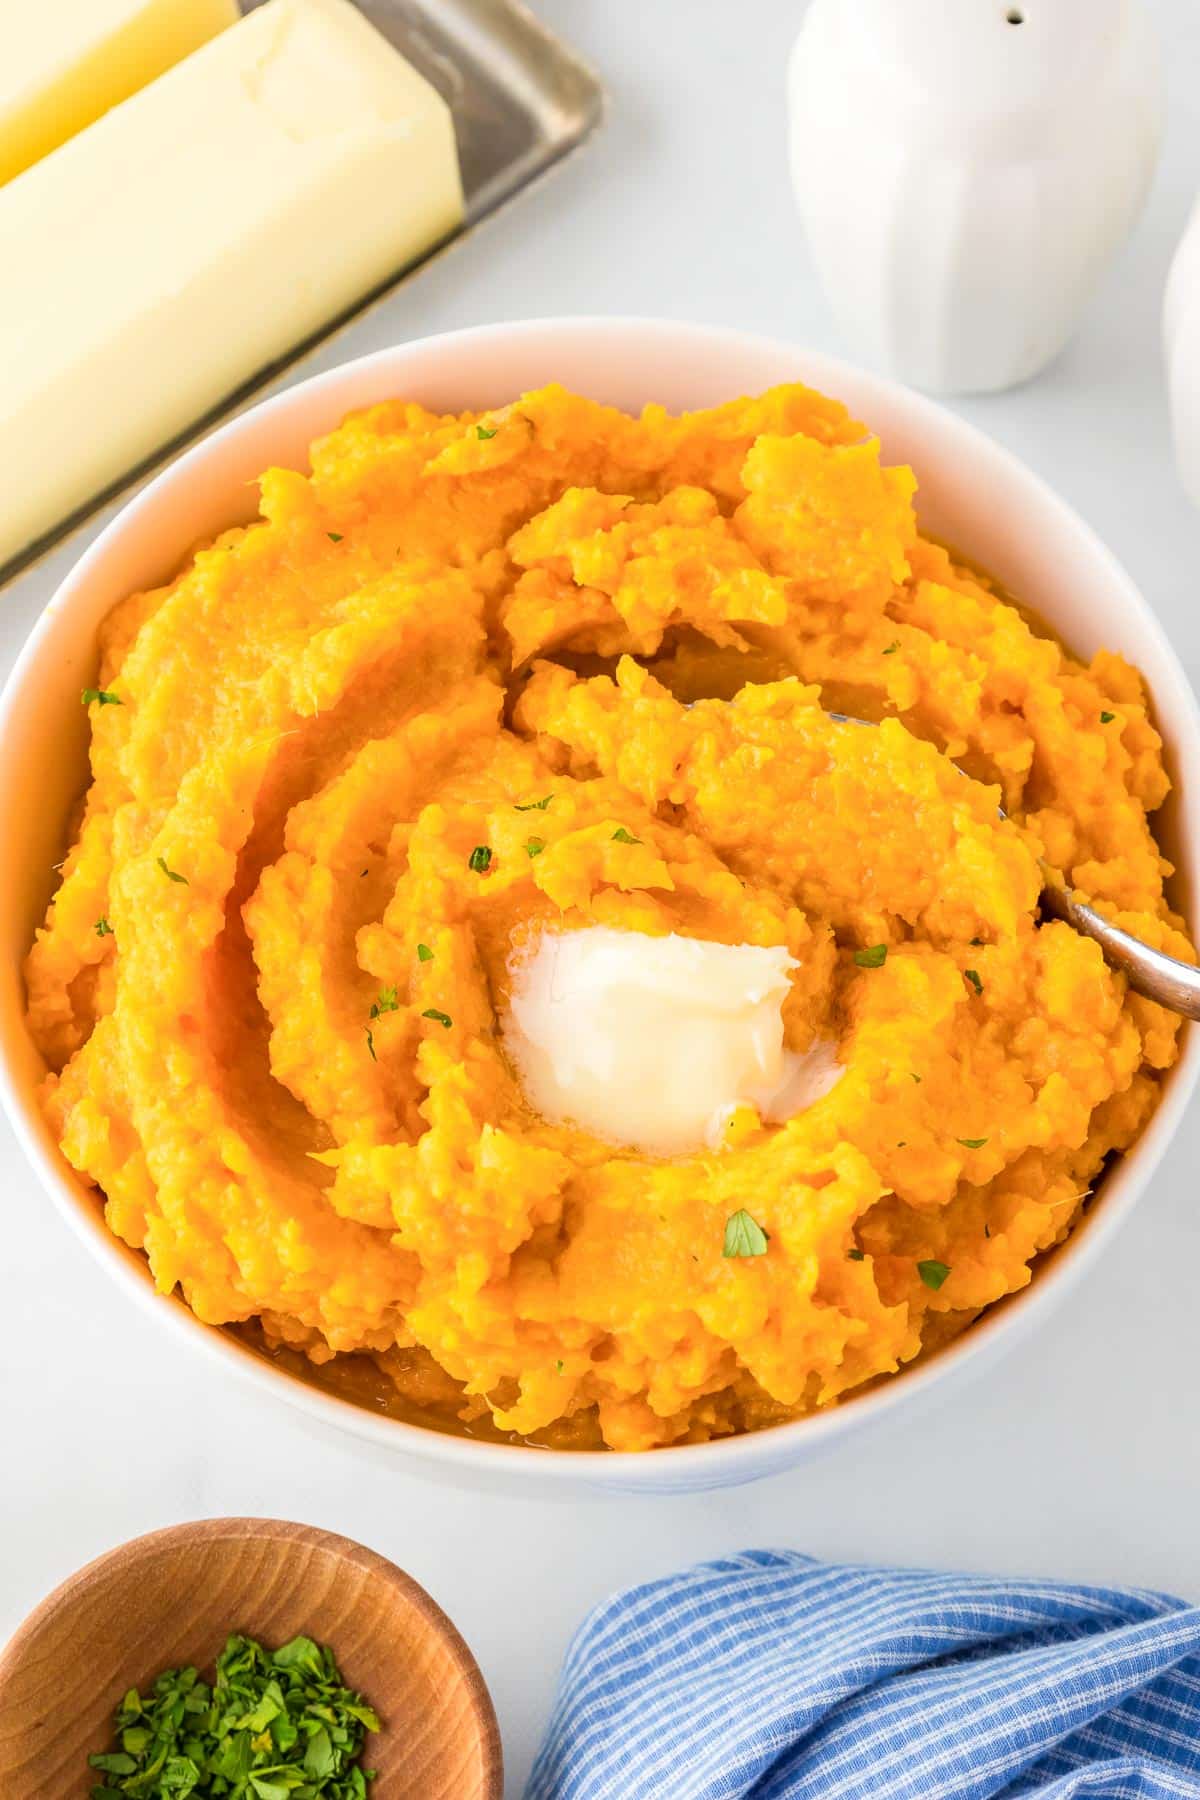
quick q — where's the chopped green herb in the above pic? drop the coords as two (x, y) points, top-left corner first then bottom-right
(854, 944), (888, 969)
(555, 1359), (565, 1374)
(468, 844), (493, 873)
(327, 531), (343, 543)
(365, 1028), (376, 1061)
(847, 1248), (865, 1262)
(422, 1008), (452, 1029)
(81, 687), (121, 707)
(94, 916), (114, 938)
(417, 942), (434, 962)
(156, 856), (187, 885)
(970, 936), (984, 946)
(87, 1631), (379, 1799)
(722, 1208), (769, 1258)
(957, 1137), (988, 1150)
(514, 794), (553, 812)
(524, 836), (546, 858)
(964, 968), (983, 995)
(476, 424), (498, 440)
(369, 984), (399, 1019)
(882, 639), (900, 655)
(910, 1072), (922, 1084)
(918, 1259), (951, 1291)
(611, 826), (641, 845)
(1100, 711), (1115, 724)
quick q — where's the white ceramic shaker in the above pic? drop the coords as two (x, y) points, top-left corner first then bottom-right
(787, 0), (1163, 394)
(1164, 210), (1200, 508)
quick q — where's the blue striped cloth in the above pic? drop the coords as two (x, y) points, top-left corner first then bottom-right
(526, 1551), (1200, 1799)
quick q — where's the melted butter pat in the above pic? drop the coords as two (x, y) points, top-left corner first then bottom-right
(504, 927), (841, 1157)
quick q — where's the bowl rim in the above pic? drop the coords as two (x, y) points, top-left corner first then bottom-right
(2, 314), (1197, 1489)
(0, 1516), (503, 1793)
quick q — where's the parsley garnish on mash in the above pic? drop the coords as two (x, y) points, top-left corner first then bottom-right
(611, 827), (640, 845)
(514, 794), (553, 812)
(964, 968), (984, 995)
(468, 845), (493, 873)
(723, 1209), (769, 1258)
(94, 916), (114, 938)
(854, 944), (888, 968)
(156, 856), (187, 885)
(422, 1009), (453, 1029)
(369, 985), (399, 1019)
(416, 943), (434, 962)
(918, 1260), (951, 1291)
(87, 1631), (379, 1798)
(81, 687), (121, 706)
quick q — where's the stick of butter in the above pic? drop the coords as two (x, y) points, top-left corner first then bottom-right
(0, 0), (464, 567)
(0, 0), (239, 185)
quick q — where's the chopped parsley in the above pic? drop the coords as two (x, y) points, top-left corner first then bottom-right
(957, 1136), (988, 1150)
(611, 826), (641, 845)
(882, 640), (900, 655)
(417, 942), (434, 962)
(369, 984), (399, 1019)
(476, 424), (498, 440)
(964, 968), (983, 995)
(365, 1028), (376, 1061)
(918, 1259), (951, 1291)
(722, 1208), (769, 1258)
(854, 944), (888, 969)
(468, 844), (493, 873)
(524, 836), (546, 858)
(910, 1072), (922, 1084)
(514, 794), (553, 812)
(422, 1008), (452, 1029)
(87, 1631), (379, 1799)
(847, 1248), (866, 1262)
(327, 531), (344, 543)
(81, 687), (121, 707)
(156, 856), (187, 884)
(94, 916), (114, 938)
(1100, 711), (1115, 724)
(555, 1359), (565, 1374)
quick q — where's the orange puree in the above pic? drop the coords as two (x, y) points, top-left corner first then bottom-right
(26, 383), (1192, 1451)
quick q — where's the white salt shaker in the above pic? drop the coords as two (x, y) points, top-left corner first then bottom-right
(787, 0), (1163, 394)
(1164, 210), (1200, 507)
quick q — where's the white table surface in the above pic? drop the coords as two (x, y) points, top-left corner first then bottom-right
(4, 2), (1200, 1792)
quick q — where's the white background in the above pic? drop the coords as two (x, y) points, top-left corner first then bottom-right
(3, 2), (1200, 1793)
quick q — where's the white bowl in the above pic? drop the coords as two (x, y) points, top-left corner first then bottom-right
(1, 318), (1196, 1496)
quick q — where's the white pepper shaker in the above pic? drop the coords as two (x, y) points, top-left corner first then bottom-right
(1164, 206), (1200, 507)
(787, 0), (1163, 394)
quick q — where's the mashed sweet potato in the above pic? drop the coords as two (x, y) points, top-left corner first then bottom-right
(26, 382), (1192, 1451)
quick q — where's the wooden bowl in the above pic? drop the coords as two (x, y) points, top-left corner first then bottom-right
(0, 1518), (502, 1798)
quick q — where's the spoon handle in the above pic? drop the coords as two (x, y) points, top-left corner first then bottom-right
(1040, 882), (1200, 1018)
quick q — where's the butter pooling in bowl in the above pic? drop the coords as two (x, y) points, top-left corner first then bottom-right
(505, 927), (841, 1157)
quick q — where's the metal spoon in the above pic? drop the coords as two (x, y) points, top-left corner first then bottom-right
(830, 713), (1200, 1020)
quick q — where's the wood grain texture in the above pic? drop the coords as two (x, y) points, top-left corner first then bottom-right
(0, 1517), (503, 1798)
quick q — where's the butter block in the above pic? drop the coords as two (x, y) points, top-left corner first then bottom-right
(0, 0), (464, 565)
(0, 0), (239, 185)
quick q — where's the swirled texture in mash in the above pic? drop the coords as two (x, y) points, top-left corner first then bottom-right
(27, 383), (1192, 1451)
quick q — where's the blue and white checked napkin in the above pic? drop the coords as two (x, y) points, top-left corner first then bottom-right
(526, 1550), (1200, 1799)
